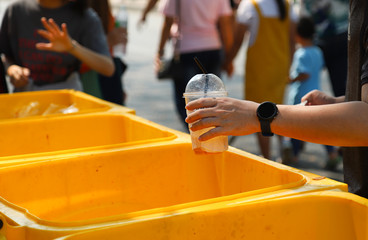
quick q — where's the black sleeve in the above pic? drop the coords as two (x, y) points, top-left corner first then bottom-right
(361, 54), (368, 86)
(0, 7), (14, 59)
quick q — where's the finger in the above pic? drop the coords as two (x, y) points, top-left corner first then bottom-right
(22, 68), (30, 77)
(35, 42), (52, 51)
(40, 18), (57, 36)
(61, 23), (69, 36)
(37, 29), (52, 41)
(11, 69), (21, 80)
(198, 126), (224, 141)
(189, 116), (218, 131)
(185, 97), (217, 111)
(40, 17), (54, 33)
(185, 108), (214, 124)
(47, 18), (62, 35)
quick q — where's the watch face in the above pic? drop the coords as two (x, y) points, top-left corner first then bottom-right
(257, 101), (278, 120)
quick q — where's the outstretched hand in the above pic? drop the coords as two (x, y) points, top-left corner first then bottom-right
(185, 97), (260, 141)
(36, 18), (74, 53)
(301, 89), (338, 106)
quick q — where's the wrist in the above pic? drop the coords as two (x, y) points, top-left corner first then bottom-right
(66, 40), (77, 53)
(158, 49), (164, 57)
(256, 101), (278, 136)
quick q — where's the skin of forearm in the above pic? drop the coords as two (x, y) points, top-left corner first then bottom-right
(68, 41), (114, 76)
(218, 15), (234, 58)
(227, 23), (247, 64)
(158, 17), (173, 57)
(273, 102), (368, 146)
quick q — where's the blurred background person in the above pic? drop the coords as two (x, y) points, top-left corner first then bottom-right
(225, 0), (297, 160)
(296, 0), (348, 169)
(81, 0), (128, 105)
(0, 0), (114, 92)
(156, 0), (234, 129)
(297, 0), (348, 98)
(283, 16), (341, 168)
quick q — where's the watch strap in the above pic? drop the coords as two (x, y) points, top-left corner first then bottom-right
(259, 119), (274, 137)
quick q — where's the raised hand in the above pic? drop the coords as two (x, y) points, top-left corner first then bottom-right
(36, 17), (75, 53)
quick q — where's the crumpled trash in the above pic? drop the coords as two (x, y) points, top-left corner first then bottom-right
(42, 103), (79, 115)
(13, 101), (40, 118)
(14, 102), (79, 118)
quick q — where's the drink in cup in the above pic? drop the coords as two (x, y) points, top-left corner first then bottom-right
(183, 73), (228, 154)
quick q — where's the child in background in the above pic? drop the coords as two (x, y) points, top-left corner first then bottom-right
(283, 17), (341, 169)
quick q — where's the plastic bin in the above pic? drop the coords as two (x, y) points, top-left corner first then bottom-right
(0, 143), (346, 239)
(0, 89), (134, 120)
(0, 112), (179, 165)
(55, 191), (368, 240)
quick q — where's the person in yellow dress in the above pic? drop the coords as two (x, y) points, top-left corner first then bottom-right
(226, 0), (296, 159)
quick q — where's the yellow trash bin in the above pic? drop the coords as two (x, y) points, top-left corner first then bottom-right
(0, 89), (134, 120)
(0, 112), (180, 165)
(0, 143), (346, 239)
(55, 191), (368, 240)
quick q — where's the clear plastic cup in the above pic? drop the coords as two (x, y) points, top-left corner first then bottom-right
(183, 74), (228, 154)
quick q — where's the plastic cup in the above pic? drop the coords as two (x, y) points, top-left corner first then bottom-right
(183, 90), (228, 154)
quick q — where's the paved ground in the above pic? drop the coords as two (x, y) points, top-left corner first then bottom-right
(0, 0), (344, 182)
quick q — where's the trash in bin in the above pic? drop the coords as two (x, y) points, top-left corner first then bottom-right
(0, 89), (134, 121)
(14, 101), (80, 118)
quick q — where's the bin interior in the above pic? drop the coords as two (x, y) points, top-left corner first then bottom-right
(0, 113), (176, 157)
(57, 192), (368, 240)
(0, 144), (304, 223)
(0, 90), (115, 119)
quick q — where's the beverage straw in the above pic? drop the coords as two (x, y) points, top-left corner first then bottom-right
(193, 57), (209, 95)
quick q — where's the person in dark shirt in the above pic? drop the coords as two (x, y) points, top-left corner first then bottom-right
(0, 0), (114, 92)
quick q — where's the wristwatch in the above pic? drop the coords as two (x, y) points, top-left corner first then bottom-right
(256, 101), (278, 137)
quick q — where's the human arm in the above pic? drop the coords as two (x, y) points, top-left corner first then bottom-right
(155, 16), (174, 72)
(218, 14), (234, 76)
(107, 26), (128, 49)
(289, 72), (309, 83)
(36, 18), (114, 76)
(225, 22), (248, 66)
(139, 0), (159, 25)
(185, 97), (368, 147)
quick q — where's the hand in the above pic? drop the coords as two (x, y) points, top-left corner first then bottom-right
(137, 15), (147, 30)
(223, 61), (234, 77)
(7, 65), (30, 88)
(288, 76), (294, 84)
(185, 97), (260, 141)
(108, 27), (128, 48)
(301, 90), (338, 106)
(36, 18), (74, 53)
(154, 53), (162, 73)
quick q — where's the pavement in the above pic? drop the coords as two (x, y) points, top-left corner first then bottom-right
(0, 0), (344, 182)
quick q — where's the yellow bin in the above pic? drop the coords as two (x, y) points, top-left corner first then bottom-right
(0, 112), (180, 166)
(0, 89), (134, 120)
(56, 191), (368, 240)
(0, 143), (346, 239)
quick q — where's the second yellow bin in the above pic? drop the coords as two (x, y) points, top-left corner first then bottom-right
(0, 111), (180, 165)
(56, 191), (368, 240)
(0, 143), (346, 239)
